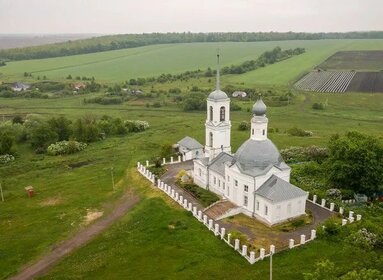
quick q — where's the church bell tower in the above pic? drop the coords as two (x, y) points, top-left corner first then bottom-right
(205, 52), (231, 159)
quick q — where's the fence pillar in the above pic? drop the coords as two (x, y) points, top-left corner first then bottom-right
(227, 233), (231, 244)
(342, 219), (347, 226)
(300, 234), (306, 244)
(214, 223), (219, 235)
(242, 245), (247, 256)
(250, 251), (256, 264)
(193, 206), (197, 215)
(349, 217), (355, 223)
(234, 239), (240, 250)
(157, 180), (161, 188)
(171, 189), (175, 198)
(321, 199), (326, 207)
(220, 227), (225, 239)
(339, 207), (344, 215)
(270, 245), (275, 254)
(179, 195), (183, 204)
(349, 211), (354, 219)
(170, 156), (173, 163)
(188, 202), (193, 211)
(260, 248), (265, 260)
(183, 199), (188, 208)
(137, 162), (140, 168)
(198, 210), (202, 220)
(203, 214), (208, 225)
(175, 192), (179, 201)
(330, 202), (335, 211)
(311, 229), (316, 240)
(208, 219), (213, 230)
(146, 160), (149, 167)
(289, 239), (295, 249)
(163, 158), (166, 164)
(356, 214), (362, 221)
(178, 155), (181, 162)
(313, 195), (317, 204)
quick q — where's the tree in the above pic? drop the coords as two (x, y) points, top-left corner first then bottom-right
(326, 132), (383, 195)
(48, 116), (72, 141)
(0, 132), (14, 155)
(341, 269), (383, 280)
(29, 123), (58, 151)
(303, 260), (337, 280)
(73, 115), (100, 142)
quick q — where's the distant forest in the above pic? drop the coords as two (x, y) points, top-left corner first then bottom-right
(0, 31), (382, 61)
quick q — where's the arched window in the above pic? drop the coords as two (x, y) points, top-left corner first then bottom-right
(209, 106), (213, 121)
(220, 106), (225, 121)
(209, 132), (213, 147)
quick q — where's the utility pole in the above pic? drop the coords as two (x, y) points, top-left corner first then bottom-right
(110, 167), (115, 191)
(0, 182), (4, 202)
(270, 251), (273, 280)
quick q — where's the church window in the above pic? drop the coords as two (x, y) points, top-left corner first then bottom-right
(213, 176), (216, 185)
(256, 201), (260, 211)
(265, 205), (268, 215)
(209, 132), (213, 147)
(223, 182), (225, 190)
(209, 106), (213, 121)
(220, 106), (225, 121)
(244, 195), (248, 207)
(196, 150), (199, 156)
(218, 180), (220, 187)
(252, 129), (254, 135)
(244, 185), (249, 192)
(262, 129), (265, 135)
(287, 203), (292, 214)
(234, 180), (238, 187)
(199, 168), (201, 177)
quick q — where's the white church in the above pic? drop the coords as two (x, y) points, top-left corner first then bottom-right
(186, 55), (308, 226)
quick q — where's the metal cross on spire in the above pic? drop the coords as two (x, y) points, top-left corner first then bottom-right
(216, 49), (220, 91)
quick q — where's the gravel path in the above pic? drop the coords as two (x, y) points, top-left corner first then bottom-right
(8, 190), (140, 280)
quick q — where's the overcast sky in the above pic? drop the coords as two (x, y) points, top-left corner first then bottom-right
(0, 0), (382, 34)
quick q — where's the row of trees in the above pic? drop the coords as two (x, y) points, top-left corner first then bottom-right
(0, 115), (149, 155)
(1, 31), (382, 60)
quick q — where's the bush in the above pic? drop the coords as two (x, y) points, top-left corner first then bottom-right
(281, 146), (328, 163)
(322, 218), (341, 236)
(347, 228), (378, 250)
(312, 103), (325, 110)
(238, 121), (250, 131)
(287, 127), (313, 137)
(230, 102), (242, 111)
(0, 154), (15, 164)
(47, 140), (87, 155)
(125, 120), (149, 132)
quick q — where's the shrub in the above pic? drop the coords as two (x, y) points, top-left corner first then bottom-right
(326, 188), (342, 200)
(287, 127), (313, 137)
(0, 154), (15, 164)
(291, 218), (305, 228)
(152, 102), (161, 108)
(47, 140), (87, 156)
(124, 120), (149, 132)
(238, 121), (250, 131)
(347, 228), (378, 250)
(312, 102), (325, 110)
(322, 218), (341, 236)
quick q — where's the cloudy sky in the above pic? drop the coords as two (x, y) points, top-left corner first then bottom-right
(0, 0), (382, 34)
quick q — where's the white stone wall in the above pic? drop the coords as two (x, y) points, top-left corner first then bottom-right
(193, 160), (208, 189)
(180, 147), (204, 161)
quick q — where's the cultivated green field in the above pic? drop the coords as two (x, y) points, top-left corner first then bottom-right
(2, 39), (383, 84)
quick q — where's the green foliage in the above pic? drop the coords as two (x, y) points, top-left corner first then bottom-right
(84, 96), (123, 105)
(287, 127), (313, 137)
(160, 144), (174, 159)
(341, 269), (383, 280)
(178, 182), (220, 207)
(0, 131), (14, 155)
(312, 102), (325, 110)
(125, 120), (149, 132)
(326, 131), (383, 195)
(182, 93), (207, 111)
(281, 146), (328, 163)
(47, 140), (87, 156)
(48, 116), (72, 141)
(303, 259), (337, 280)
(238, 121), (250, 131)
(73, 115), (100, 143)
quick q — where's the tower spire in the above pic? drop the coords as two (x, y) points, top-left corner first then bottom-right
(216, 49), (220, 91)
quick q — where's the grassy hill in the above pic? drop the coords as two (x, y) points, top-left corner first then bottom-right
(2, 39), (383, 84)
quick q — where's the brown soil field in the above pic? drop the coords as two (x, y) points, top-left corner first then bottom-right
(319, 51), (383, 71)
(346, 72), (383, 93)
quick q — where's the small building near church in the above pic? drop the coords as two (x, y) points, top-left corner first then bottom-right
(232, 91), (247, 98)
(11, 82), (30, 92)
(177, 136), (204, 161)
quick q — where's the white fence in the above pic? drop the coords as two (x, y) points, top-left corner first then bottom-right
(142, 155), (184, 168)
(137, 161), (361, 264)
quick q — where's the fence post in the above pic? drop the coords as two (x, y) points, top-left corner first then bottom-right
(330, 202), (335, 211)
(321, 199), (326, 207)
(137, 162), (140, 168)
(242, 245), (247, 256)
(203, 214), (208, 225)
(311, 229), (316, 240)
(193, 206), (197, 215)
(270, 245), (275, 254)
(183, 199), (188, 208)
(170, 156), (173, 163)
(342, 219), (347, 226)
(349, 211), (354, 219)
(163, 158), (166, 164)
(339, 207), (344, 215)
(250, 251), (256, 264)
(234, 239), (240, 250)
(220, 227), (225, 239)
(146, 160), (149, 167)
(175, 192), (179, 201)
(214, 223), (219, 235)
(289, 239), (294, 249)
(349, 217), (355, 223)
(227, 233), (231, 244)
(208, 219), (213, 230)
(198, 210), (202, 220)
(178, 155), (181, 162)
(179, 195), (183, 204)
(300, 234), (306, 244)
(356, 214), (362, 221)
(313, 195), (317, 204)
(260, 248), (265, 260)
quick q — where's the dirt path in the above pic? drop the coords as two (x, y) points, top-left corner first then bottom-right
(9, 190), (140, 280)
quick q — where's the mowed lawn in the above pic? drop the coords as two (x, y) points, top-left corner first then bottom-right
(2, 39), (383, 84)
(0, 92), (382, 279)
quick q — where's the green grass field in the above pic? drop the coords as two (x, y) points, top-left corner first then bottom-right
(2, 39), (383, 84)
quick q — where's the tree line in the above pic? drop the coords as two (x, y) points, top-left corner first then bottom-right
(0, 31), (382, 61)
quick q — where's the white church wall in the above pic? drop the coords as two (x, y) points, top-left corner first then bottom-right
(193, 160), (208, 189)
(182, 148), (204, 161)
(269, 196), (307, 224)
(254, 168), (291, 191)
(208, 169), (225, 196)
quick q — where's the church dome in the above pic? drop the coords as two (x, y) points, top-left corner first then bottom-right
(208, 89), (228, 101)
(233, 139), (282, 169)
(252, 98), (267, 116)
